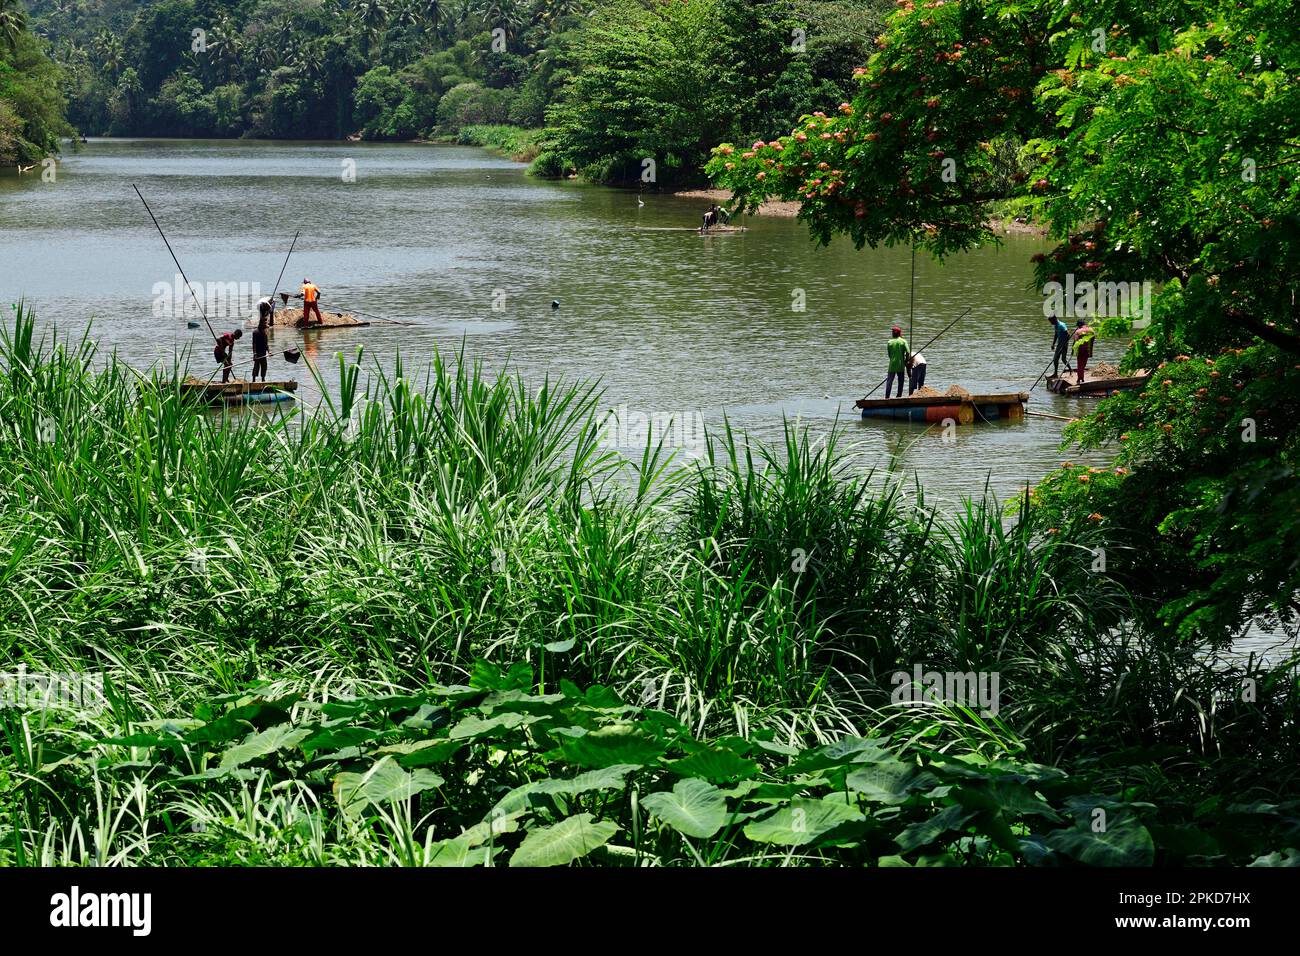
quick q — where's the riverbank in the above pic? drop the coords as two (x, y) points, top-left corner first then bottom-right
(672, 187), (803, 217)
(673, 186), (1048, 235)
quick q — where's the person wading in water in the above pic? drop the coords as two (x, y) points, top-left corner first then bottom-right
(700, 204), (729, 232)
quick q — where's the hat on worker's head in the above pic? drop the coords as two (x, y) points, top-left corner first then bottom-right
(891, 326), (902, 335)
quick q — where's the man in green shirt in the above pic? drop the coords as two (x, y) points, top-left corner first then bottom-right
(886, 326), (909, 398)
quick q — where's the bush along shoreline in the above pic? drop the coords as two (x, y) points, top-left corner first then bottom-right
(1, 306), (1297, 866)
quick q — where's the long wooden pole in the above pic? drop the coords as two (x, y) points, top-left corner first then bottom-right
(907, 238), (916, 347)
(268, 231), (300, 321)
(859, 307), (972, 402)
(1028, 354), (1057, 392)
(133, 184), (217, 342)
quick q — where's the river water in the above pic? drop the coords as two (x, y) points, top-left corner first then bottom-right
(3, 138), (1292, 660)
(2, 138), (1112, 495)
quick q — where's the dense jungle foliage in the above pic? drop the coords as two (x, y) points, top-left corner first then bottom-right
(15, 0), (888, 183)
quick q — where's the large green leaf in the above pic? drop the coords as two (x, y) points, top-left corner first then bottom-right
(219, 724), (310, 770)
(895, 805), (978, 853)
(448, 712), (532, 740)
(333, 756), (444, 815)
(642, 778), (728, 838)
(492, 764), (640, 815)
(665, 746), (759, 783)
(559, 726), (666, 768)
(459, 810), (527, 847)
(1044, 817), (1156, 867)
(743, 797), (866, 846)
(509, 813), (618, 867)
(375, 738), (465, 767)
(846, 761), (940, 805)
(786, 737), (893, 775)
(950, 781), (1063, 822)
(423, 836), (483, 867)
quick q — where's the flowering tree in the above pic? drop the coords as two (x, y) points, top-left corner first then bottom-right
(709, 0), (1300, 640)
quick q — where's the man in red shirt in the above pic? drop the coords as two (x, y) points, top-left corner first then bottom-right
(214, 329), (242, 383)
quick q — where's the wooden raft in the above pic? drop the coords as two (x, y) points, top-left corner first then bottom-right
(1047, 369), (1151, 396)
(855, 391), (1028, 424)
(257, 307), (370, 331)
(174, 377), (298, 405)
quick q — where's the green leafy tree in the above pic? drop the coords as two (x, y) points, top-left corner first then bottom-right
(0, 24), (73, 163)
(544, 0), (738, 185)
(710, 0), (1300, 640)
(546, 0), (873, 185)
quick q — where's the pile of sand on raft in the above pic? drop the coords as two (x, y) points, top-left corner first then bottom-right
(180, 376), (247, 388)
(252, 307), (356, 328)
(1056, 362), (1123, 380)
(911, 384), (973, 398)
(1087, 362), (1122, 379)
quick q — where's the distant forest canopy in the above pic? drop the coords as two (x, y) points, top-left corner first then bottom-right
(20, 0), (887, 183)
(1, 0), (72, 165)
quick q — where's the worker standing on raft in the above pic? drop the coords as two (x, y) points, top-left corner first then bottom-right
(886, 326), (909, 398)
(1071, 318), (1096, 383)
(295, 278), (323, 327)
(701, 204), (729, 232)
(257, 295), (276, 328)
(907, 349), (927, 394)
(1048, 313), (1070, 376)
(251, 315), (269, 382)
(214, 328), (242, 383)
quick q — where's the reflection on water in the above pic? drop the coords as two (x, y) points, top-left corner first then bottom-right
(2, 138), (1288, 658)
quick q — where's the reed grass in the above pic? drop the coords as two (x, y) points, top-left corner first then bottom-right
(1, 303), (1296, 866)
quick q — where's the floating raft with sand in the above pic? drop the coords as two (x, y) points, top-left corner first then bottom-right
(174, 377), (298, 406)
(856, 385), (1027, 423)
(258, 307), (370, 331)
(633, 225), (748, 234)
(1047, 363), (1150, 396)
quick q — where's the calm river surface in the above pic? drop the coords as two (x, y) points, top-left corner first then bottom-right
(2, 138), (1290, 659)
(1, 138), (1108, 497)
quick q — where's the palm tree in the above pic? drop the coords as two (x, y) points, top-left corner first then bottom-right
(391, 0), (419, 30)
(473, 0), (525, 40)
(92, 29), (124, 81)
(534, 0), (582, 28)
(0, 0), (28, 53)
(288, 36), (328, 93)
(207, 13), (245, 83)
(356, 0), (391, 42)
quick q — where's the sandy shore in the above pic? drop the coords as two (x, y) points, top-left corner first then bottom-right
(671, 188), (802, 218)
(673, 187), (1048, 237)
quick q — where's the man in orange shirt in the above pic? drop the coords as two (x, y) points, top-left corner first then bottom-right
(296, 278), (323, 327)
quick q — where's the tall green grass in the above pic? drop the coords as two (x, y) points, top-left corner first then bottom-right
(1, 304), (1296, 866)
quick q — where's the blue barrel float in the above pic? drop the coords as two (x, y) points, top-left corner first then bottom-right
(856, 392), (1027, 424)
